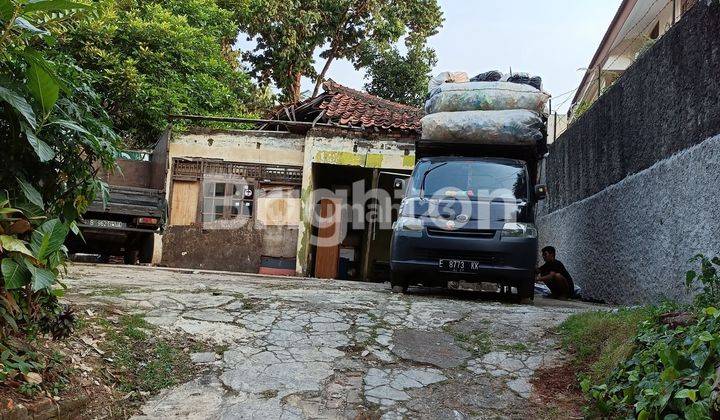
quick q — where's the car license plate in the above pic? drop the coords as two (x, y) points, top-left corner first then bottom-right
(83, 219), (127, 229)
(439, 259), (483, 274)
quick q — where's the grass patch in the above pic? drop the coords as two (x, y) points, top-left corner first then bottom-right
(214, 344), (230, 354)
(101, 314), (195, 395)
(259, 389), (279, 399)
(495, 342), (528, 353)
(455, 331), (493, 355)
(559, 307), (652, 383)
(444, 326), (493, 356)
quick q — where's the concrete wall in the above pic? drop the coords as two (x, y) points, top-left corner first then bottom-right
(168, 129), (305, 167)
(539, 3), (720, 304)
(539, 134), (720, 304)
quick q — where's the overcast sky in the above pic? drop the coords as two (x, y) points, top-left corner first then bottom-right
(240, 0), (623, 113)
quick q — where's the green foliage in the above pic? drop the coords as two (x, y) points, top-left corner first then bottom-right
(573, 100), (593, 120)
(586, 306), (720, 419)
(230, 0), (443, 102)
(364, 43), (436, 107)
(0, 339), (46, 382)
(686, 254), (720, 308)
(567, 256), (720, 419)
(560, 307), (652, 384)
(0, 0), (119, 369)
(56, 0), (260, 147)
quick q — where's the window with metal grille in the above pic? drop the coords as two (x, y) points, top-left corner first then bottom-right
(202, 181), (255, 222)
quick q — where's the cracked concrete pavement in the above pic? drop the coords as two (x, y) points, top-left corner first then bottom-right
(65, 264), (600, 419)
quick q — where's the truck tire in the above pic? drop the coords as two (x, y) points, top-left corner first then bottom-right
(139, 234), (154, 264)
(390, 272), (409, 294)
(517, 277), (535, 304)
(124, 249), (138, 265)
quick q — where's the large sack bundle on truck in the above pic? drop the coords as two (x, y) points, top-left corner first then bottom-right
(428, 71), (469, 93)
(425, 81), (550, 114)
(421, 109), (545, 145)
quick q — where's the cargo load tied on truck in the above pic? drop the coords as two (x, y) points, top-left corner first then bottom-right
(390, 70), (550, 302)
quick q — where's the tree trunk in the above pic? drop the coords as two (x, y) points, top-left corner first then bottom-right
(291, 72), (302, 103)
(285, 71), (303, 103)
(312, 0), (366, 98)
(313, 54), (337, 98)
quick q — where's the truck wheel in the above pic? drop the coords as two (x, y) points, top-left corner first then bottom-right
(124, 249), (138, 265)
(517, 277), (535, 304)
(139, 234), (154, 264)
(391, 272), (409, 294)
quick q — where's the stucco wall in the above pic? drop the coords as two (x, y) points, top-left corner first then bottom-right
(169, 129), (305, 167)
(539, 134), (720, 304)
(546, 2), (720, 213)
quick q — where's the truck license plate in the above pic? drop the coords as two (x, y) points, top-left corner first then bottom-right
(83, 219), (127, 229)
(439, 259), (483, 274)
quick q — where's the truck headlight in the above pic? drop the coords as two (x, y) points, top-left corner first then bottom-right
(394, 216), (424, 232)
(501, 222), (537, 239)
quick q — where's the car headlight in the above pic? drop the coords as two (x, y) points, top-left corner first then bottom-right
(395, 216), (424, 231)
(501, 222), (537, 239)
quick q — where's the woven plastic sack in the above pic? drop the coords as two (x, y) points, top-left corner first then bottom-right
(425, 82), (550, 114)
(421, 110), (545, 145)
(428, 71), (469, 93)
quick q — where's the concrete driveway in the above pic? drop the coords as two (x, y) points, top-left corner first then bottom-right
(65, 264), (598, 419)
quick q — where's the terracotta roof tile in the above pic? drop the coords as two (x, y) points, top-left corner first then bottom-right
(318, 80), (423, 133)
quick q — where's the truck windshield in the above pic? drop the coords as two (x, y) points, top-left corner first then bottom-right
(420, 161), (527, 201)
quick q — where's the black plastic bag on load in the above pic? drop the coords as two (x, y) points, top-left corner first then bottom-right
(507, 74), (543, 90)
(470, 70), (503, 82)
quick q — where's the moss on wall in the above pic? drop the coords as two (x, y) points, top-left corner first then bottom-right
(314, 151), (365, 166)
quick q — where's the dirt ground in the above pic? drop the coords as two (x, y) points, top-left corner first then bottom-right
(60, 264), (601, 419)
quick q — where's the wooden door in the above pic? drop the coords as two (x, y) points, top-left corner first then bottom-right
(170, 181), (199, 225)
(314, 198), (341, 279)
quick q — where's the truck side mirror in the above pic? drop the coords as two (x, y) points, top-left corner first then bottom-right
(394, 178), (407, 191)
(535, 184), (548, 200)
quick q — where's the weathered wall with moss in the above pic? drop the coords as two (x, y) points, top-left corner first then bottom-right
(295, 128), (417, 276)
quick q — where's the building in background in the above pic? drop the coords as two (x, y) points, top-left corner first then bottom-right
(547, 113), (569, 145)
(570, 0), (698, 119)
(160, 81), (421, 281)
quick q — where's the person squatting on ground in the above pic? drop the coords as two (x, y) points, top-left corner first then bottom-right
(536, 246), (574, 299)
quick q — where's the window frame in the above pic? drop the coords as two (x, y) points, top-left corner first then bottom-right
(202, 180), (256, 223)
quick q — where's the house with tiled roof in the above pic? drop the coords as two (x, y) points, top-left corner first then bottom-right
(278, 80), (423, 133)
(159, 81), (423, 281)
